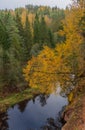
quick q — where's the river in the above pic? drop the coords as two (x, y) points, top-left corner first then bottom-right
(0, 87), (68, 130)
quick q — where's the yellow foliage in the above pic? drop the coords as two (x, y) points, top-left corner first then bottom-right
(44, 15), (52, 26)
(23, 2), (85, 92)
(68, 92), (74, 102)
(28, 13), (35, 24)
(21, 10), (27, 25)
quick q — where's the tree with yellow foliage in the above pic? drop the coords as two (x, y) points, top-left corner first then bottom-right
(23, 0), (85, 92)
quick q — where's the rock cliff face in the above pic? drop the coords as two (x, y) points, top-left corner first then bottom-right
(62, 94), (85, 130)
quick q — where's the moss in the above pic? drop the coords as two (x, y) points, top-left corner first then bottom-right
(0, 88), (39, 112)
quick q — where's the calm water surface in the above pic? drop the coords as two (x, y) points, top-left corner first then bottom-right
(0, 89), (68, 130)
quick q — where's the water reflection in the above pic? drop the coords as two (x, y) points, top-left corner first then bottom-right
(0, 91), (68, 130)
(18, 99), (29, 113)
(0, 113), (8, 130)
(38, 94), (49, 107)
(40, 117), (58, 130)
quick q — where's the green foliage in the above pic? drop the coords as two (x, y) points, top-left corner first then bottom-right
(23, 14), (33, 61)
(15, 12), (24, 39)
(0, 5), (68, 93)
(0, 11), (23, 89)
(33, 13), (40, 44)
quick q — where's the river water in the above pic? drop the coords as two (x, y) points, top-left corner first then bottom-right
(0, 88), (68, 130)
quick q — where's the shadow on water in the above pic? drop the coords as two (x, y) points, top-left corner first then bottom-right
(0, 88), (68, 130)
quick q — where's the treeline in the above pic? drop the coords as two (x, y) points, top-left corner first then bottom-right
(0, 5), (65, 91)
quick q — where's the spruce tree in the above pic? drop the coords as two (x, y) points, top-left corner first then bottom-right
(33, 13), (40, 43)
(40, 16), (48, 44)
(24, 14), (32, 62)
(0, 11), (23, 89)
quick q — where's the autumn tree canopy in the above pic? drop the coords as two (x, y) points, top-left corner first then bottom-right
(23, 0), (85, 92)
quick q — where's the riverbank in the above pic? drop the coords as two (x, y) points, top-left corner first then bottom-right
(62, 85), (85, 130)
(0, 88), (39, 113)
(0, 84), (85, 130)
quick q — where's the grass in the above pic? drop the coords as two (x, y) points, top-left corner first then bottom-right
(0, 88), (39, 112)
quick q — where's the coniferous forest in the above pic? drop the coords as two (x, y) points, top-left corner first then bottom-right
(0, 4), (66, 92)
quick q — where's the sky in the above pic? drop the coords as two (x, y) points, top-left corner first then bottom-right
(0, 0), (72, 9)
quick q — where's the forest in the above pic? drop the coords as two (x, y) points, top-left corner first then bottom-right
(0, 0), (85, 130)
(0, 0), (85, 95)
